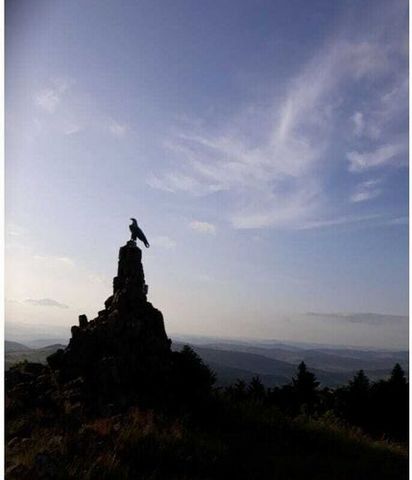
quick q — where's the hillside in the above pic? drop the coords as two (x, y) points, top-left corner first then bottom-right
(182, 339), (408, 372)
(5, 343), (66, 370)
(6, 338), (407, 388)
(5, 393), (408, 479)
(4, 341), (30, 353)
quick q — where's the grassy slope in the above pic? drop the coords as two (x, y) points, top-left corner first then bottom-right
(6, 398), (407, 479)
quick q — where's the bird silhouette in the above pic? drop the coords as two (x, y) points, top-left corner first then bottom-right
(129, 218), (150, 248)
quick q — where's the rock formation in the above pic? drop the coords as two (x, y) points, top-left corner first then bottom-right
(47, 239), (172, 407)
(6, 237), (214, 420)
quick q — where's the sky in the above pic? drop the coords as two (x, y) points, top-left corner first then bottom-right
(5, 0), (409, 348)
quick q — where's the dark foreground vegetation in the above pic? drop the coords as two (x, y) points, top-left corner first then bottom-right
(241, 361), (409, 444)
(6, 347), (408, 480)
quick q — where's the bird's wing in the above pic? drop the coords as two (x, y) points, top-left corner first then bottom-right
(137, 227), (149, 244)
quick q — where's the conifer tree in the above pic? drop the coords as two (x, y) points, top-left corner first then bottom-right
(348, 369), (370, 394)
(292, 362), (319, 412)
(247, 376), (266, 400)
(389, 363), (407, 388)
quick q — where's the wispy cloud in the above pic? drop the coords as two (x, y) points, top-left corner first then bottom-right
(190, 221), (216, 235)
(351, 78), (408, 142)
(148, 8), (407, 230)
(32, 255), (75, 268)
(298, 213), (382, 230)
(34, 79), (70, 113)
(31, 79), (131, 140)
(109, 121), (128, 138)
(306, 312), (408, 327)
(6, 224), (26, 237)
(63, 124), (81, 135)
(350, 179), (382, 203)
(351, 112), (365, 136)
(146, 172), (212, 195)
(347, 142), (407, 173)
(25, 298), (69, 309)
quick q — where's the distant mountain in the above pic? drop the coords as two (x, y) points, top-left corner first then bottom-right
(5, 343), (66, 370)
(5, 336), (407, 388)
(172, 340), (407, 387)
(25, 338), (69, 349)
(196, 342), (408, 373)
(5, 341), (31, 352)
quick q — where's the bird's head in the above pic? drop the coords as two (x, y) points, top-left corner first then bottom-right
(130, 218), (137, 223)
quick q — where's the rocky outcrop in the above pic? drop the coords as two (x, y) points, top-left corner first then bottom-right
(46, 240), (172, 406)
(7, 238), (214, 418)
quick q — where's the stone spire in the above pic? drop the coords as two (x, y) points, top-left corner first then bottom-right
(47, 240), (172, 399)
(105, 240), (148, 312)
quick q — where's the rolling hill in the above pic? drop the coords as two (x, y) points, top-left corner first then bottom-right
(5, 337), (407, 387)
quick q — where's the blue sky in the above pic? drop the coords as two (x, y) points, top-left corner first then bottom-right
(5, 0), (408, 348)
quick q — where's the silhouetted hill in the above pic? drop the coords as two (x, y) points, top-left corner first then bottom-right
(25, 338), (69, 349)
(5, 343), (66, 370)
(171, 341), (406, 387)
(6, 337), (407, 388)
(191, 340), (408, 371)
(5, 341), (30, 352)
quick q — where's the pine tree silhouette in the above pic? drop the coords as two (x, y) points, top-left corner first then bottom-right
(247, 376), (266, 401)
(389, 363), (407, 388)
(349, 369), (370, 393)
(170, 345), (216, 408)
(343, 370), (371, 427)
(292, 362), (319, 413)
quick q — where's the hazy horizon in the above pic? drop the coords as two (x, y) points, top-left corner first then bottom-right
(5, 310), (409, 350)
(6, 0), (408, 349)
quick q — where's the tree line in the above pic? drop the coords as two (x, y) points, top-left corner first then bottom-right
(223, 361), (408, 443)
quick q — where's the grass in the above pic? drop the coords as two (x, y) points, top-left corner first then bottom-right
(6, 397), (408, 479)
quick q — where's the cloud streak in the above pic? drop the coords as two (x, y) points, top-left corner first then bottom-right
(34, 79), (70, 113)
(190, 221), (216, 235)
(306, 312), (408, 327)
(33, 255), (75, 268)
(350, 179), (382, 203)
(348, 142), (407, 173)
(109, 121), (128, 138)
(25, 298), (69, 309)
(148, 9), (407, 230)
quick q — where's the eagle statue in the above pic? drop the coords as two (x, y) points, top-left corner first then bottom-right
(129, 218), (150, 248)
